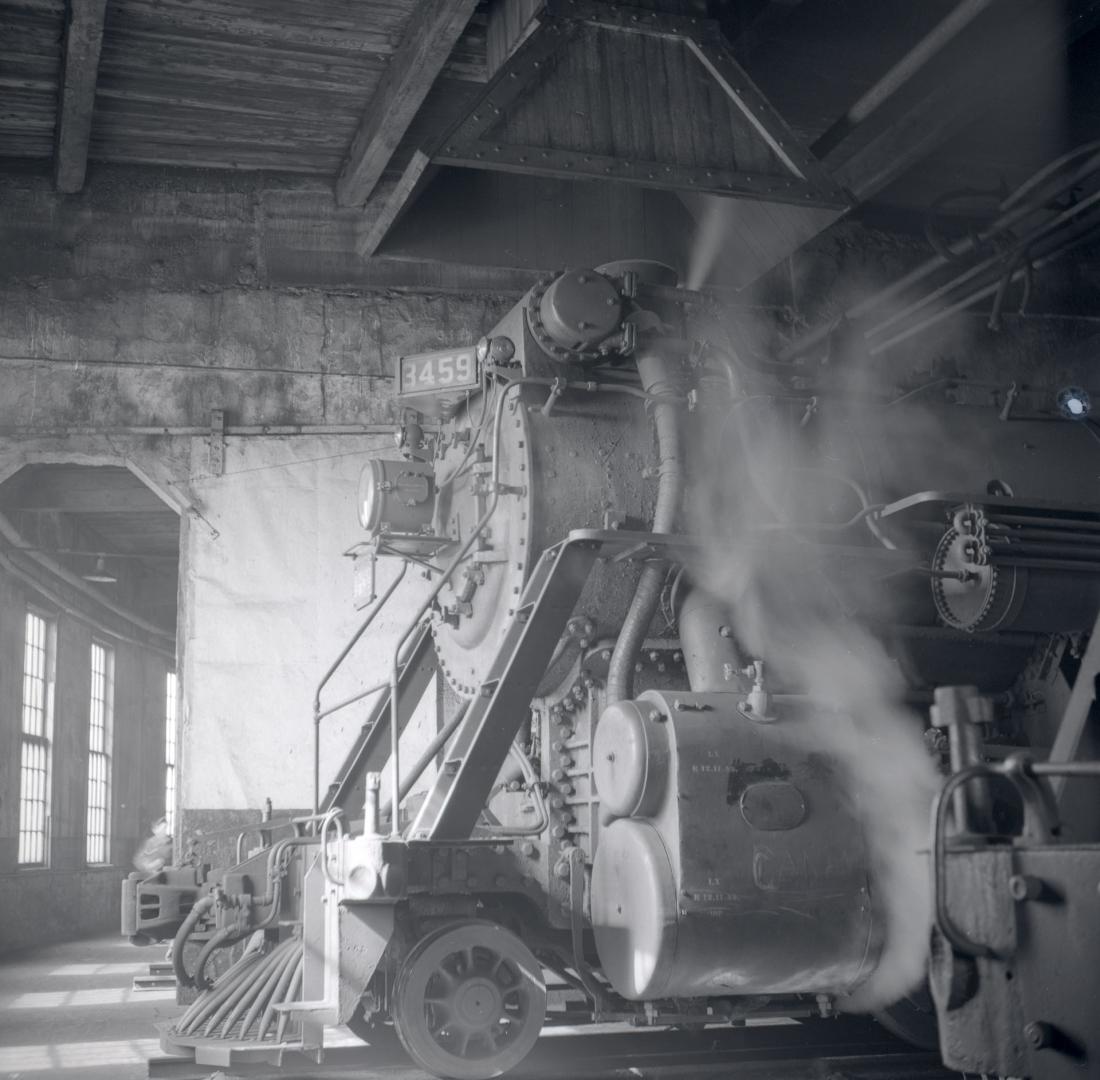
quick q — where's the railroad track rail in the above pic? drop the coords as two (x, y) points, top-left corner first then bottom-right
(148, 1017), (953, 1079)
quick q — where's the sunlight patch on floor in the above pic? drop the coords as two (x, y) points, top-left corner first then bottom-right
(1, 987), (176, 1008)
(0, 1038), (162, 1072)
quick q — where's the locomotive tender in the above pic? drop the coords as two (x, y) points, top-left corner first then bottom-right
(126, 259), (1100, 1079)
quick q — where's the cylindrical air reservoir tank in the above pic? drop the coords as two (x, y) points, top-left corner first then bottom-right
(590, 690), (879, 1000)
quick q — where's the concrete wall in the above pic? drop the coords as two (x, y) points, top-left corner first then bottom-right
(0, 561), (170, 954)
(0, 165), (514, 435)
(0, 166), (517, 871)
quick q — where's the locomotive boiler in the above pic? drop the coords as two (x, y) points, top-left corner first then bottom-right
(126, 259), (1100, 1079)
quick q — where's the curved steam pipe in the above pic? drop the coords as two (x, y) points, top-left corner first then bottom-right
(606, 342), (684, 703)
(171, 894), (216, 989)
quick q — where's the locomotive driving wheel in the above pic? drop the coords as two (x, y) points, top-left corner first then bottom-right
(392, 921), (546, 1080)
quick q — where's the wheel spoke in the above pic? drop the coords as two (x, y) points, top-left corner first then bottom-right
(437, 964), (459, 989)
(396, 923), (547, 1077)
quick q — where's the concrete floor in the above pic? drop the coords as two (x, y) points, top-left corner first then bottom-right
(0, 934), (182, 1080)
(0, 936), (383, 1080)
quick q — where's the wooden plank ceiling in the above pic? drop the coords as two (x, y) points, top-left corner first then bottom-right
(3, 0), (1100, 287)
(0, 0), (488, 174)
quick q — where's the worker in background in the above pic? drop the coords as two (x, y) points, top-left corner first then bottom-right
(133, 817), (173, 874)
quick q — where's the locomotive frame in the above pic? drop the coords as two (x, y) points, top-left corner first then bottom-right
(125, 259), (1100, 1080)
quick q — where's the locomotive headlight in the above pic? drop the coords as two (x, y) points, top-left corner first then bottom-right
(475, 336), (491, 364)
(357, 459), (383, 532)
(1057, 386), (1091, 419)
(356, 458), (436, 537)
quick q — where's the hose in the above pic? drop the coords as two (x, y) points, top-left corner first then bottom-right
(607, 343), (684, 702)
(174, 935), (303, 1041)
(192, 925), (246, 992)
(171, 894), (216, 989)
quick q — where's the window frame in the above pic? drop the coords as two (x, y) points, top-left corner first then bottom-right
(85, 640), (115, 866)
(18, 608), (55, 868)
(165, 669), (178, 836)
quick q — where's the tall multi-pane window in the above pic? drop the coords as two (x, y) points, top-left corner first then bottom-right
(86, 642), (114, 864)
(19, 611), (54, 866)
(165, 670), (178, 835)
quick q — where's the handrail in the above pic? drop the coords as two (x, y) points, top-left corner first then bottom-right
(312, 561), (408, 813)
(383, 368), (690, 837)
(386, 376), (539, 837)
(318, 809), (346, 887)
(932, 753), (1100, 957)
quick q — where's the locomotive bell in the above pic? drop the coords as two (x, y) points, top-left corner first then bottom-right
(358, 458), (436, 537)
(537, 269), (624, 353)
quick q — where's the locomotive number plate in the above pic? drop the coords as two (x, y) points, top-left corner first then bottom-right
(396, 346), (479, 397)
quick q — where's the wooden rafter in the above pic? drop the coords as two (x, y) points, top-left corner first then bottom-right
(336, 0), (479, 208)
(54, 0), (109, 193)
(356, 150), (436, 258)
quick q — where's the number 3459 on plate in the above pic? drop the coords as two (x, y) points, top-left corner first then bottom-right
(396, 346), (480, 396)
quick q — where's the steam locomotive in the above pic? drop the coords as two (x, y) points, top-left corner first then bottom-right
(126, 259), (1100, 1079)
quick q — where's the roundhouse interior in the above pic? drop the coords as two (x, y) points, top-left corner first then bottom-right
(2, 2), (1100, 1079)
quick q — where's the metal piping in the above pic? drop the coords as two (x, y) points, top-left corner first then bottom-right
(867, 213), (1100, 355)
(780, 144), (1100, 362)
(812, 0), (994, 158)
(864, 183), (1100, 343)
(607, 343), (684, 703)
(171, 894), (216, 989)
(677, 586), (742, 692)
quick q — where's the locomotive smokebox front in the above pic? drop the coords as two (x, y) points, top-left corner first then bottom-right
(591, 690), (879, 999)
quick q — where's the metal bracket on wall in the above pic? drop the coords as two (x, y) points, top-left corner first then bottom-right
(208, 410), (226, 477)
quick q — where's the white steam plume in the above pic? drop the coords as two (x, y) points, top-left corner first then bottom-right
(689, 395), (939, 1010)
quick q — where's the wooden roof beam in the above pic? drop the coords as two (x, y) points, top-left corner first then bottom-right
(336, 0), (479, 209)
(356, 150), (436, 257)
(54, 0), (109, 193)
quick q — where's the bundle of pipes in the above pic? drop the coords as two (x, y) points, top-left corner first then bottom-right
(781, 141), (1100, 362)
(173, 935), (303, 1043)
